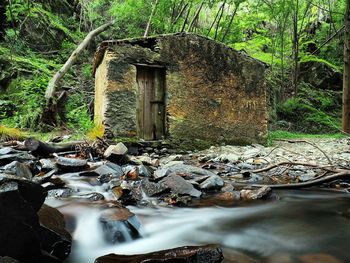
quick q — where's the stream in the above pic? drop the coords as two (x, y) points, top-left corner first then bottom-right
(45, 175), (350, 263)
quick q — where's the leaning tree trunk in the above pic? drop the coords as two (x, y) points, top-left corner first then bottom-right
(42, 20), (114, 127)
(45, 20), (114, 101)
(342, 0), (350, 132)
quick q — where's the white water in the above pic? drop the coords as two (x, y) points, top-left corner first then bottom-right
(54, 190), (350, 263)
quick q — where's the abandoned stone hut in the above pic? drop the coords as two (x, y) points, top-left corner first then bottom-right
(93, 33), (268, 147)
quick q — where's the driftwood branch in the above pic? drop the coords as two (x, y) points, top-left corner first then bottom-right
(250, 161), (334, 174)
(45, 20), (115, 101)
(253, 170), (350, 189)
(276, 139), (333, 165)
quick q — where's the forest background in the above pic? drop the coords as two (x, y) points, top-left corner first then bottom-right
(0, 0), (346, 141)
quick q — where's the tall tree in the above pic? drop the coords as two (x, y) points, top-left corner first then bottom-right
(342, 0), (350, 132)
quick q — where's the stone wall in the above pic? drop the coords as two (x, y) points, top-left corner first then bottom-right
(94, 33), (268, 147)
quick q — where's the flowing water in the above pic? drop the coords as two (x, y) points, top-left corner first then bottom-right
(46, 174), (350, 263)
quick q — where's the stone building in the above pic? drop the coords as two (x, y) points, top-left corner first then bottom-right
(93, 33), (267, 147)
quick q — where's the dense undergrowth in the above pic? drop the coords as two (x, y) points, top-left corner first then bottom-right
(0, 0), (347, 140)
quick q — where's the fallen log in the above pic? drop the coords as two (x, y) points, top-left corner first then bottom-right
(24, 138), (81, 157)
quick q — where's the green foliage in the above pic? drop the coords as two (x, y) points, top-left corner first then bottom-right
(276, 85), (341, 133)
(2, 74), (48, 129)
(300, 55), (342, 72)
(65, 93), (94, 132)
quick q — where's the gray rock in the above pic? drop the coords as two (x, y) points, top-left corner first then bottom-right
(139, 165), (151, 177)
(214, 153), (239, 163)
(0, 147), (17, 155)
(160, 174), (202, 198)
(104, 143), (128, 158)
(32, 169), (57, 184)
(154, 164), (216, 179)
(56, 157), (88, 172)
(141, 179), (168, 197)
(96, 163), (123, 177)
(199, 175), (224, 190)
(39, 158), (57, 171)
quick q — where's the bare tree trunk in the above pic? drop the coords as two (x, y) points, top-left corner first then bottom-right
(187, 1), (204, 32)
(45, 20), (114, 101)
(214, 0), (226, 40)
(181, 4), (192, 32)
(291, 0), (299, 95)
(221, 1), (240, 42)
(144, 0), (159, 37)
(342, 0), (350, 132)
(207, 2), (225, 37)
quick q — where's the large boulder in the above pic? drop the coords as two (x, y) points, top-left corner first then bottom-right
(0, 176), (71, 262)
(0, 178), (45, 262)
(299, 60), (342, 90)
(38, 204), (72, 261)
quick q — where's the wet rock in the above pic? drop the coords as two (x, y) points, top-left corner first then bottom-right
(240, 186), (272, 200)
(160, 174), (202, 197)
(99, 208), (141, 243)
(0, 152), (35, 166)
(93, 163), (124, 183)
(141, 178), (169, 197)
(154, 164), (216, 179)
(47, 188), (73, 198)
(2, 161), (32, 180)
(32, 169), (57, 184)
(138, 165), (151, 177)
(78, 192), (105, 201)
(200, 175), (224, 191)
(164, 193), (192, 206)
(95, 244), (223, 263)
(0, 178), (47, 262)
(39, 158), (57, 171)
(38, 204), (72, 261)
(56, 156), (88, 172)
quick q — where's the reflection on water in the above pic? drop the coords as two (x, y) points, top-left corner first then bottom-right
(54, 190), (350, 263)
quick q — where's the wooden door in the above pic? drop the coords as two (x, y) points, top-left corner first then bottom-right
(136, 65), (165, 140)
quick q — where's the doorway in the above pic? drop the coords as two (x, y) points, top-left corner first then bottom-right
(136, 64), (166, 140)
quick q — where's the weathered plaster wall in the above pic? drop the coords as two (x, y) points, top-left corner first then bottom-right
(94, 33), (268, 146)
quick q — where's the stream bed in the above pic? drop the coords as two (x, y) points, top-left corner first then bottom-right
(49, 189), (350, 263)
